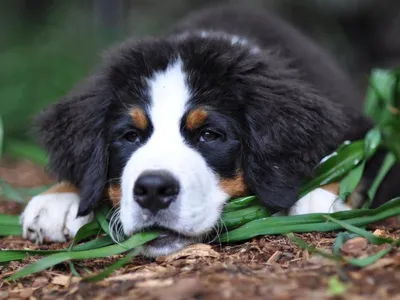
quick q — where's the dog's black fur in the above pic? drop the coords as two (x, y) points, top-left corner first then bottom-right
(35, 6), (399, 216)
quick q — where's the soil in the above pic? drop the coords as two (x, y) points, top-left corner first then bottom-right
(0, 159), (399, 300)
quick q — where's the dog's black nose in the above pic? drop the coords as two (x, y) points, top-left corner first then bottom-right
(133, 170), (179, 213)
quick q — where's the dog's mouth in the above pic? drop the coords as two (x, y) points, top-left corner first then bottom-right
(143, 226), (195, 248)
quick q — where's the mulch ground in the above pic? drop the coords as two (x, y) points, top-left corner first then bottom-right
(0, 159), (399, 300)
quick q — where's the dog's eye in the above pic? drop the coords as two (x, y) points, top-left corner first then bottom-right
(123, 130), (141, 143)
(199, 130), (221, 143)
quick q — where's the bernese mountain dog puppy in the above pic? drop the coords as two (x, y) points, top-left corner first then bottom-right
(19, 6), (399, 257)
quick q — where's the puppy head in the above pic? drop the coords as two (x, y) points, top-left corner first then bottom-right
(37, 34), (347, 256)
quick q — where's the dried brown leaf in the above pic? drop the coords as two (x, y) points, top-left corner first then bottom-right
(341, 237), (368, 256)
(156, 243), (220, 263)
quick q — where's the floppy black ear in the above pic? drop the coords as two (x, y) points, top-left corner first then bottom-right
(242, 74), (350, 210)
(35, 77), (111, 216)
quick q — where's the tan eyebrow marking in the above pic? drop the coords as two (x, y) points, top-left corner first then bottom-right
(130, 107), (148, 130)
(186, 108), (208, 130)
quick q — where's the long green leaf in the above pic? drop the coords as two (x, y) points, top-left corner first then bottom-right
(95, 205), (111, 235)
(0, 214), (20, 226)
(286, 233), (342, 261)
(84, 249), (140, 282)
(0, 252), (26, 263)
(72, 236), (114, 252)
(220, 205), (273, 228)
(0, 178), (25, 203)
(339, 161), (365, 201)
(0, 115), (3, 157)
(3, 139), (48, 166)
(299, 141), (365, 197)
(366, 152), (397, 206)
(348, 239), (400, 267)
(0, 236), (114, 264)
(220, 198), (400, 242)
(0, 225), (23, 236)
(323, 215), (393, 245)
(224, 196), (258, 212)
(6, 231), (159, 281)
(69, 221), (102, 250)
(364, 128), (382, 159)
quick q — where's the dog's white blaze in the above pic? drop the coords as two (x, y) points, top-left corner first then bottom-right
(120, 59), (228, 255)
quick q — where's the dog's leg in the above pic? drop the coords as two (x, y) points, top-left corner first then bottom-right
(20, 182), (93, 244)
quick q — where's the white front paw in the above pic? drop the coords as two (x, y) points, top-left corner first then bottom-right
(20, 193), (93, 244)
(288, 188), (351, 216)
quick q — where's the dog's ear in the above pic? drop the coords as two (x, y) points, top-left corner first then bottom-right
(241, 72), (349, 210)
(35, 77), (111, 216)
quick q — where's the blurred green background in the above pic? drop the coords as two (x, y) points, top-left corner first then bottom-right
(1, 0), (400, 145)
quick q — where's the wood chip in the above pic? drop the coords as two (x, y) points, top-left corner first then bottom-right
(156, 243), (220, 262)
(51, 275), (81, 287)
(148, 278), (204, 300)
(105, 269), (162, 282)
(373, 229), (387, 237)
(267, 251), (282, 264)
(18, 288), (34, 299)
(341, 237), (368, 256)
(135, 278), (174, 288)
(31, 277), (49, 287)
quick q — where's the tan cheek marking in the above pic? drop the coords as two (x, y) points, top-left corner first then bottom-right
(108, 184), (122, 207)
(186, 108), (208, 130)
(41, 182), (79, 195)
(130, 107), (148, 130)
(219, 173), (249, 198)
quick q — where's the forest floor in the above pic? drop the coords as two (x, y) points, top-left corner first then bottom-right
(0, 159), (399, 300)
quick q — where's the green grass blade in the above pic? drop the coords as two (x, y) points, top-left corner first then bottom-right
(3, 139), (48, 166)
(366, 152), (397, 206)
(220, 198), (400, 242)
(364, 128), (382, 158)
(0, 252), (26, 263)
(224, 196), (258, 212)
(348, 239), (400, 267)
(0, 249), (62, 263)
(69, 221), (102, 250)
(84, 249), (140, 282)
(0, 115), (3, 157)
(95, 205), (111, 235)
(0, 236), (114, 264)
(286, 233), (342, 261)
(220, 205), (273, 228)
(339, 161), (365, 201)
(324, 215), (393, 244)
(0, 214), (20, 226)
(287, 233), (400, 269)
(72, 236), (114, 252)
(0, 178), (25, 203)
(221, 197), (399, 237)
(6, 231), (159, 281)
(0, 225), (23, 236)
(299, 140), (365, 197)
(69, 261), (81, 277)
